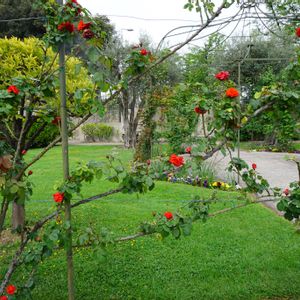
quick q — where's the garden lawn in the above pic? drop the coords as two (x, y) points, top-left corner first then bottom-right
(1, 145), (300, 299)
(240, 141), (300, 152)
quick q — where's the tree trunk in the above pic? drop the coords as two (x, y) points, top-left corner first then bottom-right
(12, 201), (25, 231)
(0, 199), (9, 234)
(121, 90), (131, 148)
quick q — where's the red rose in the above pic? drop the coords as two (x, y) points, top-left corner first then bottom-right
(53, 192), (64, 203)
(296, 27), (300, 38)
(283, 188), (289, 196)
(28, 170), (33, 176)
(6, 284), (16, 295)
(83, 29), (94, 39)
(185, 147), (191, 154)
(140, 48), (148, 56)
(194, 107), (207, 114)
(0, 296), (8, 300)
(58, 22), (75, 33)
(226, 87), (239, 98)
(146, 159), (151, 165)
(215, 71), (230, 81)
(7, 85), (19, 95)
(164, 211), (173, 220)
(21, 150), (27, 155)
(51, 116), (61, 125)
(77, 20), (91, 31)
(169, 154), (184, 167)
(252, 163), (257, 170)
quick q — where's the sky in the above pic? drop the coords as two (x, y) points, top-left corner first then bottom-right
(78, 0), (243, 50)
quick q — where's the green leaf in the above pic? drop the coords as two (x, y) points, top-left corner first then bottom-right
(181, 223), (192, 236)
(74, 63), (82, 75)
(145, 177), (153, 188)
(277, 200), (287, 211)
(93, 72), (104, 84)
(172, 227), (181, 239)
(87, 47), (100, 64)
(10, 185), (19, 194)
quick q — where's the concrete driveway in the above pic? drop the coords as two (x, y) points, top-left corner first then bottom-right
(209, 150), (300, 213)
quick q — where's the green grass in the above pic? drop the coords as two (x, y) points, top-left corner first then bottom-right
(2, 145), (300, 299)
(240, 141), (300, 152)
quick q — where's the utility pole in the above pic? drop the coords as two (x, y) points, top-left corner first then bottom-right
(57, 0), (75, 299)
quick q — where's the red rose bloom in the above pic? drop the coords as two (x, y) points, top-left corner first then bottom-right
(185, 147), (191, 154)
(53, 192), (64, 203)
(51, 116), (61, 125)
(226, 87), (239, 98)
(21, 150), (27, 155)
(252, 163), (257, 170)
(77, 20), (91, 31)
(83, 29), (94, 39)
(164, 211), (173, 220)
(7, 85), (19, 95)
(6, 284), (16, 295)
(215, 71), (230, 81)
(28, 170), (33, 176)
(169, 154), (184, 167)
(0, 295), (8, 300)
(296, 27), (300, 38)
(194, 107), (207, 114)
(283, 188), (289, 196)
(140, 48), (148, 56)
(146, 159), (151, 165)
(58, 22), (75, 33)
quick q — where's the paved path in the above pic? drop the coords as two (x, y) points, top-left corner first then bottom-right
(209, 150), (300, 213)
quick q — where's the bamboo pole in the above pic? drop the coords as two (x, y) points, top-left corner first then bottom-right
(57, 0), (75, 298)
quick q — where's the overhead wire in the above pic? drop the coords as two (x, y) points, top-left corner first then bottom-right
(0, 16), (45, 23)
(182, 7), (246, 51)
(163, 7), (244, 50)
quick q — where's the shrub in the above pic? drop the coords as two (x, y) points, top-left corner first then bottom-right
(29, 122), (60, 148)
(82, 123), (113, 142)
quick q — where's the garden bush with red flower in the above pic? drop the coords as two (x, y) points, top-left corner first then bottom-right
(169, 154), (184, 167)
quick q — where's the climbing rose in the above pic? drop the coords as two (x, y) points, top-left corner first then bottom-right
(169, 154), (184, 167)
(21, 150), (27, 155)
(66, 0), (81, 14)
(215, 71), (230, 81)
(58, 22), (75, 33)
(185, 147), (191, 154)
(7, 85), (19, 95)
(77, 20), (91, 31)
(0, 296), (8, 300)
(6, 285), (16, 295)
(140, 48), (148, 56)
(53, 192), (64, 203)
(146, 159), (151, 165)
(51, 116), (61, 125)
(83, 29), (94, 39)
(252, 163), (257, 170)
(296, 27), (300, 37)
(226, 88), (239, 98)
(164, 211), (173, 220)
(283, 188), (289, 196)
(28, 170), (33, 176)
(194, 107), (207, 114)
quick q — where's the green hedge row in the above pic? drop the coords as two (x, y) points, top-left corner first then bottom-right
(81, 123), (114, 142)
